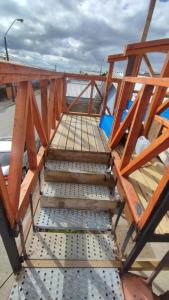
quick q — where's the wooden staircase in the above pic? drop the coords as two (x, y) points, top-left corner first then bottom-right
(9, 127), (125, 299)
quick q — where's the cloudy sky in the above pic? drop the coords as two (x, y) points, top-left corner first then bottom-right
(0, 0), (169, 73)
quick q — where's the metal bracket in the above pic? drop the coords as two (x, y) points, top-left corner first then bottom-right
(0, 201), (21, 273)
(18, 220), (28, 260)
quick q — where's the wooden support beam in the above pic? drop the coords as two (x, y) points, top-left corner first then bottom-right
(138, 168), (169, 229)
(125, 38), (169, 56)
(108, 53), (127, 63)
(31, 91), (48, 147)
(144, 53), (169, 135)
(120, 85), (154, 169)
(109, 55), (138, 143)
(121, 131), (169, 176)
(23, 259), (169, 271)
(67, 81), (91, 112)
(0, 166), (15, 228)
(112, 151), (142, 224)
(25, 98), (37, 170)
(141, 0), (156, 42)
(102, 63), (114, 116)
(143, 54), (155, 76)
(110, 88), (142, 148)
(8, 82), (30, 216)
(156, 99), (169, 114)
(155, 115), (169, 128)
(40, 80), (49, 141)
(88, 81), (94, 114)
(17, 147), (45, 221)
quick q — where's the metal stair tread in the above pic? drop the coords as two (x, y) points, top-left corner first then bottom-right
(28, 232), (116, 260)
(45, 160), (108, 174)
(42, 182), (111, 201)
(9, 267), (124, 300)
(37, 208), (112, 230)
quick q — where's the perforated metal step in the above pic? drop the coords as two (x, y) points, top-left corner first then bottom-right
(9, 268), (124, 300)
(45, 160), (108, 174)
(42, 182), (111, 200)
(28, 232), (116, 260)
(37, 208), (112, 231)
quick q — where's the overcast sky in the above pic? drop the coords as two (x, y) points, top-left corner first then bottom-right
(0, 0), (169, 73)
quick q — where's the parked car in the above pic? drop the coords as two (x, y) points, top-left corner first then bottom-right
(0, 137), (40, 183)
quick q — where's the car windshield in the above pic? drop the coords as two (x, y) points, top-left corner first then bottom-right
(0, 152), (10, 167)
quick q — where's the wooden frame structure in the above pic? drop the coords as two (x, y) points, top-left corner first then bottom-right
(101, 38), (169, 271)
(1, 36), (169, 276)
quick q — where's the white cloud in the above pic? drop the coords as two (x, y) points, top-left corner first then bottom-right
(0, 0), (168, 73)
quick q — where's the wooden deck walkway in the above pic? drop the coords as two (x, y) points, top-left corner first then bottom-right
(50, 114), (109, 153)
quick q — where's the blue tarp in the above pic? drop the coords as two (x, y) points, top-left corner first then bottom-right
(100, 82), (169, 138)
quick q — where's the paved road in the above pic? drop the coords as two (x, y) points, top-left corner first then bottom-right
(0, 91), (41, 137)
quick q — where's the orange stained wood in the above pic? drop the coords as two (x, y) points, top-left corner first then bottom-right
(0, 165), (15, 228)
(121, 273), (159, 300)
(102, 62), (114, 115)
(144, 52), (169, 135)
(8, 82), (30, 216)
(88, 81), (94, 114)
(25, 97), (37, 170)
(143, 54), (155, 76)
(121, 131), (169, 176)
(112, 151), (141, 224)
(138, 167), (169, 229)
(40, 80), (49, 141)
(109, 55), (139, 144)
(110, 89), (141, 148)
(17, 146), (45, 221)
(107, 53), (127, 63)
(31, 91), (48, 147)
(67, 81), (91, 112)
(155, 115), (169, 128)
(120, 85), (154, 169)
(156, 98), (169, 114)
(125, 38), (169, 55)
(124, 75), (169, 87)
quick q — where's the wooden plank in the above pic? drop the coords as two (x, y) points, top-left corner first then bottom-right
(138, 167), (169, 229)
(125, 38), (169, 55)
(57, 115), (70, 150)
(121, 131), (169, 176)
(99, 128), (110, 153)
(52, 115), (68, 149)
(45, 170), (113, 186)
(23, 259), (169, 271)
(41, 195), (117, 211)
(74, 115), (82, 151)
(48, 149), (110, 164)
(91, 117), (105, 152)
(86, 116), (97, 152)
(66, 115), (76, 150)
(147, 119), (162, 142)
(81, 116), (90, 151)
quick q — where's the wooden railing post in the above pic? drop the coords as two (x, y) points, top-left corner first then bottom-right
(8, 82), (30, 216)
(101, 62), (114, 116)
(144, 52), (169, 136)
(40, 80), (49, 141)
